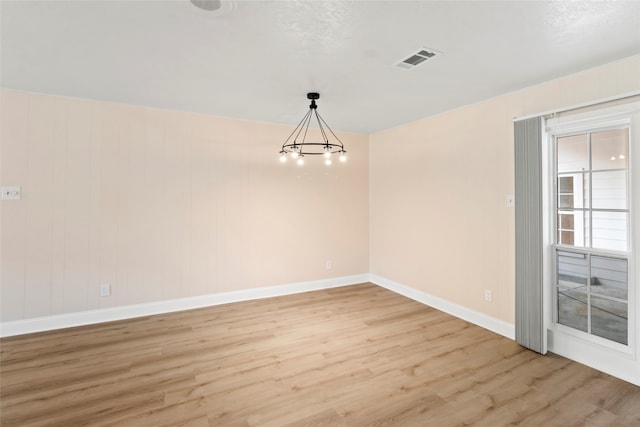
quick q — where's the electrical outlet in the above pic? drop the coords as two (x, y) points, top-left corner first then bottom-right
(325, 260), (332, 270)
(484, 290), (493, 302)
(100, 283), (111, 297)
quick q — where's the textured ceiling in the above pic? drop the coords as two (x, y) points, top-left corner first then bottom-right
(2, 0), (640, 134)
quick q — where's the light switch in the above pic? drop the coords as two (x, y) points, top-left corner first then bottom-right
(1, 186), (21, 200)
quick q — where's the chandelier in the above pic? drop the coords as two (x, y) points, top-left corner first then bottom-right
(279, 93), (347, 166)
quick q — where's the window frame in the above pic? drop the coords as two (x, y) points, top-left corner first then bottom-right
(546, 103), (638, 355)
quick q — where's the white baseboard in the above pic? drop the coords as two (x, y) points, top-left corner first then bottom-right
(370, 274), (516, 340)
(0, 274), (369, 338)
(1, 274), (515, 340)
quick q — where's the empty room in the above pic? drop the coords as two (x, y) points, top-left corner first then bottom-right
(1, 0), (640, 425)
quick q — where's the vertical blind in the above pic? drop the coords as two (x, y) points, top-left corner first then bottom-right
(514, 116), (545, 354)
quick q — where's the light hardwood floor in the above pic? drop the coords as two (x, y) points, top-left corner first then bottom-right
(1, 283), (639, 426)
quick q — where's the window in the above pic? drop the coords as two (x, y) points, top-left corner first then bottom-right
(554, 127), (630, 345)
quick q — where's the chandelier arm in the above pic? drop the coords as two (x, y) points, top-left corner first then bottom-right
(299, 105), (314, 149)
(313, 109), (330, 147)
(316, 113), (345, 150)
(287, 108), (313, 149)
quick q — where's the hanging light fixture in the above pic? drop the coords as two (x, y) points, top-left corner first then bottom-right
(279, 93), (347, 165)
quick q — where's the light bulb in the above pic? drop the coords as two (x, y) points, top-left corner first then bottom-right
(619, 154), (625, 159)
(279, 153), (287, 162)
(323, 150), (331, 159)
(291, 151), (299, 158)
(297, 157), (304, 166)
(611, 156), (616, 161)
(339, 152), (347, 162)
(325, 158), (332, 166)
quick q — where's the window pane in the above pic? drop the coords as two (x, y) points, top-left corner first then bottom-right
(559, 213), (574, 230)
(592, 170), (627, 209)
(557, 134), (588, 172)
(557, 251), (589, 332)
(558, 176), (573, 193)
(591, 296), (627, 345)
(592, 211), (627, 251)
(558, 290), (588, 332)
(557, 251), (589, 286)
(558, 230), (574, 245)
(557, 174), (585, 209)
(557, 210), (586, 247)
(559, 195), (573, 208)
(591, 256), (628, 300)
(592, 129), (629, 171)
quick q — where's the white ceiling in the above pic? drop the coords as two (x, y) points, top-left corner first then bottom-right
(2, 0), (640, 134)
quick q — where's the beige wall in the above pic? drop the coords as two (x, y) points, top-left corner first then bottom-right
(370, 55), (640, 324)
(2, 55), (639, 326)
(0, 90), (369, 322)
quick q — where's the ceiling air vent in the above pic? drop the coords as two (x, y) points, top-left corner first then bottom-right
(394, 48), (441, 70)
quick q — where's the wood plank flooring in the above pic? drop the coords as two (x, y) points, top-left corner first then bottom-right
(1, 283), (639, 426)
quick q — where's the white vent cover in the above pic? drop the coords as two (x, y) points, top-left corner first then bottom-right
(394, 48), (441, 70)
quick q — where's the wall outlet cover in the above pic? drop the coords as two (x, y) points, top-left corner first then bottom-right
(100, 284), (111, 297)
